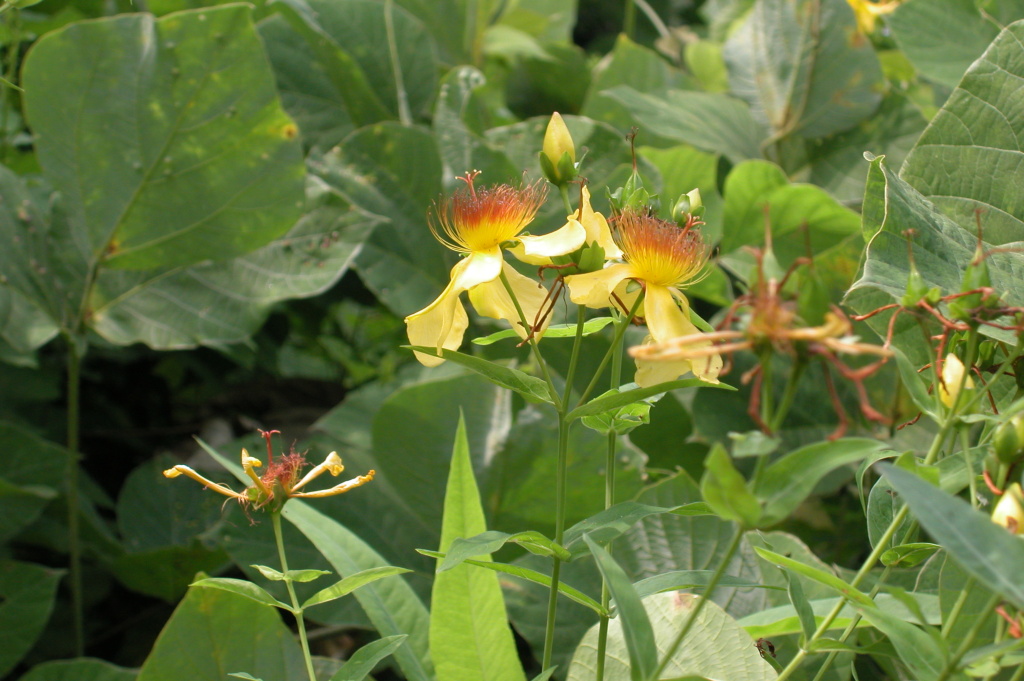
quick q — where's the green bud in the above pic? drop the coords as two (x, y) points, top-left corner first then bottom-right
(994, 418), (1023, 465)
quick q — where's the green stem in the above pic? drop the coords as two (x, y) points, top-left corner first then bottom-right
(559, 184), (573, 216)
(383, 0), (412, 126)
(65, 334), (84, 657)
(961, 426), (978, 509)
(623, 0), (635, 39)
(653, 529), (745, 679)
(769, 359), (806, 434)
(541, 415), (570, 670)
(941, 576), (976, 640)
(272, 512), (317, 681)
(498, 269), (562, 410)
(937, 591), (1002, 681)
(578, 293), (645, 408)
(759, 351), (774, 430)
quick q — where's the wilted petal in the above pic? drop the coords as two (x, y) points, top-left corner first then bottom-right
(511, 218), (587, 265)
(405, 251), (501, 366)
(565, 263), (635, 309)
(469, 261), (551, 339)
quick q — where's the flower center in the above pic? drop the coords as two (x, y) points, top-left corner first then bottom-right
(430, 172), (547, 253)
(614, 211), (708, 288)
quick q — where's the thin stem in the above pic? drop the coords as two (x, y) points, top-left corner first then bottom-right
(937, 591), (1002, 681)
(559, 184), (573, 216)
(541, 415), (571, 670)
(769, 359), (806, 433)
(498, 269), (562, 409)
(383, 0), (412, 126)
(65, 334), (84, 657)
(578, 293), (645, 407)
(760, 351), (775, 430)
(961, 426), (978, 508)
(272, 512), (317, 681)
(653, 529), (745, 678)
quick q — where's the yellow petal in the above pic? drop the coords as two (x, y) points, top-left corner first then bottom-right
(635, 286), (722, 385)
(512, 218), (587, 265)
(543, 112), (575, 165)
(405, 252), (501, 366)
(565, 263), (635, 309)
(939, 353), (973, 408)
(579, 186), (622, 260)
(469, 261), (551, 339)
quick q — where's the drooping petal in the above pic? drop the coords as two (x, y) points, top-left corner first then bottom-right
(469, 261), (551, 339)
(564, 263), (635, 309)
(579, 186), (622, 260)
(404, 251), (501, 366)
(633, 285), (721, 386)
(511, 217), (587, 265)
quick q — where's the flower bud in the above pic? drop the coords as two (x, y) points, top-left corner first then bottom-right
(939, 353), (973, 408)
(540, 112), (577, 186)
(995, 416), (1024, 465)
(671, 188), (704, 225)
(992, 483), (1024, 535)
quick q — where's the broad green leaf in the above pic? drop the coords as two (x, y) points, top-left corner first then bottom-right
(473, 317), (616, 346)
(563, 502), (677, 558)
(113, 544), (229, 603)
(431, 415), (526, 681)
(888, 0), (999, 89)
(739, 592), (942, 638)
(583, 535), (658, 681)
(632, 571), (783, 602)
(701, 445), (762, 528)
(754, 438), (888, 526)
(390, 0), (468, 64)
(17, 659), (137, 681)
(939, 557), (997, 645)
(136, 582), (305, 681)
(880, 464), (1024, 610)
(567, 379), (728, 421)
(439, 530), (569, 571)
(881, 543), (941, 568)
(21, 6), (305, 271)
(189, 577), (293, 611)
(568, 593), (776, 681)
(303, 567), (411, 609)
(270, 0), (437, 125)
(753, 547), (874, 608)
(0, 422), (67, 543)
(312, 124), (447, 316)
(851, 605), (948, 681)
(0, 561), (63, 679)
(417, 549), (606, 615)
(330, 635), (408, 681)
(602, 86), (768, 164)
(406, 346), (553, 404)
(90, 173), (378, 348)
(723, 0), (883, 140)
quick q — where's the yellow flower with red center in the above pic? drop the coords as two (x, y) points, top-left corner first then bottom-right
(564, 210), (722, 387)
(406, 171), (586, 366)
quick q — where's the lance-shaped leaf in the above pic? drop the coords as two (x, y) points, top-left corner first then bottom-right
(438, 530), (570, 571)
(701, 445), (761, 528)
(303, 566), (411, 609)
(406, 346), (554, 404)
(567, 379), (732, 422)
(190, 577), (293, 612)
(21, 5), (305, 272)
(331, 635), (407, 681)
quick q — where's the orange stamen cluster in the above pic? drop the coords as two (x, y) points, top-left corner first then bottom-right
(429, 171), (547, 253)
(613, 210), (708, 288)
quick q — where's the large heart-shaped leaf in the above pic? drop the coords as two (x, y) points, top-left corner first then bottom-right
(21, 5), (305, 271)
(723, 0), (883, 140)
(0, 560), (63, 678)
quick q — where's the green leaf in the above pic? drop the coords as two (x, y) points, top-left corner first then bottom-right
(21, 6), (305, 271)
(330, 635), (408, 681)
(580, 391), (653, 436)
(562, 502), (677, 559)
(439, 530), (570, 571)
(0, 560), (63, 679)
(568, 379), (728, 421)
(888, 0), (999, 89)
(430, 414), (526, 681)
(602, 86), (768, 164)
(583, 535), (657, 681)
(881, 543), (941, 568)
(568, 593), (776, 681)
(850, 604), (947, 681)
(417, 549), (606, 615)
(723, 0), (883, 139)
(784, 568), (817, 643)
(189, 577), (294, 612)
(0, 422), (67, 544)
(136, 582), (306, 681)
(739, 592), (942, 638)
(113, 544), (230, 603)
(631, 571), (783, 602)
(227, 675), (262, 681)
(880, 464), (1024, 610)
(251, 565), (331, 583)
(302, 567), (412, 609)
(700, 444), (762, 528)
(753, 547), (874, 608)
(17, 658), (137, 681)
(473, 317), (616, 346)
(407, 346), (554, 404)
(754, 438), (888, 526)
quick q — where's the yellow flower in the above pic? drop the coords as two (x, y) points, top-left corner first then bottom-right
(164, 446), (374, 511)
(846, 0), (900, 34)
(406, 171), (586, 366)
(939, 353), (974, 408)
(509, 185), (622, 265)
(541, 112), (577, 186)
(992, 483), (1024, 535)
(564, 209), (722, 387)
